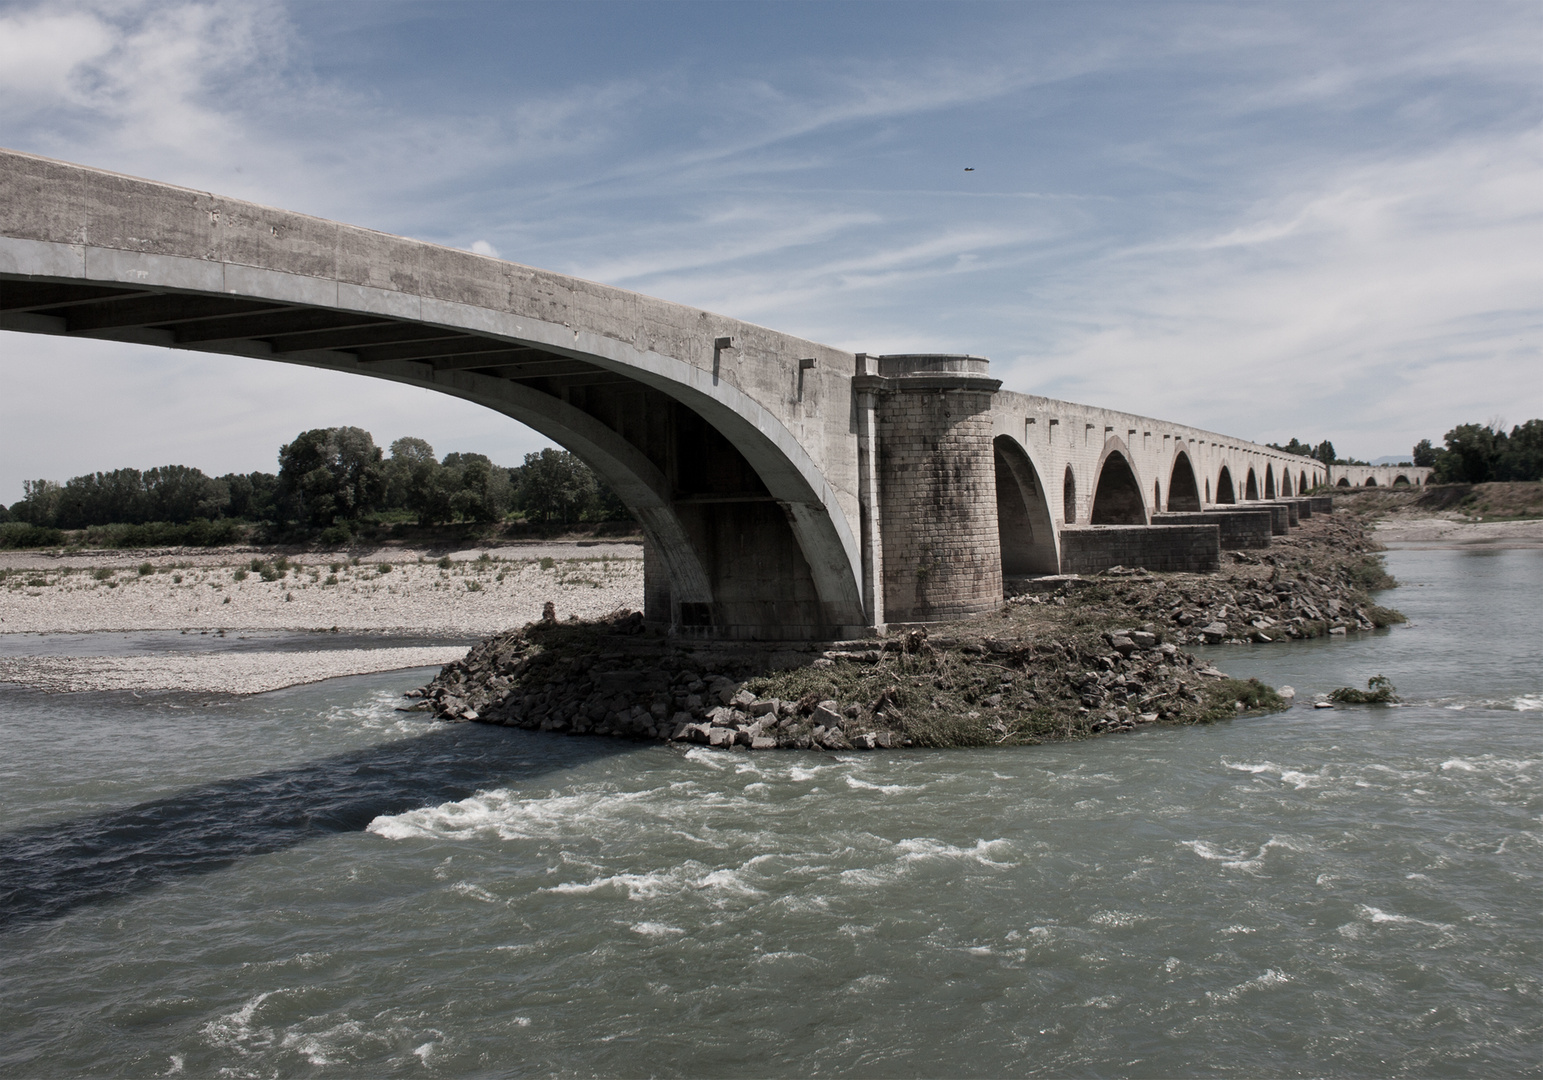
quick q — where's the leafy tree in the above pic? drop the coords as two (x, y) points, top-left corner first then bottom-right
(1313, 441), (1336, 468)
(276, 426), (385, 528)
(1496, 419), (1543, 482)
(10, 479), (62, 526)
(222, 472), (279, 521)
(443, 451), (512, 523)
(1412, 439), (1439, 468)
(1435, 423), (1498, 484)
(516, 448), (597, 524)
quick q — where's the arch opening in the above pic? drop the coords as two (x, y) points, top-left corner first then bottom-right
(1393, 475), (1410, 486)
(994, 436), (1059, 576)
(1167, 452), (1202, 511)
(1090, 451), (1146, 525)
(1337, 477), (1352, 487)
(1264, 465), (1276, 499)
(1063, 467), (1077, 524)
(1300, 471), (1309, 493)
(1281, 470), (1293, 496)
(1216, 466), (1236, 504)
(1245, 468), (1259, 500)
(1364, 476), (1378, 487)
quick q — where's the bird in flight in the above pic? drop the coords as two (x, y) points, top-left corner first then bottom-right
(964, 167), (975, 171)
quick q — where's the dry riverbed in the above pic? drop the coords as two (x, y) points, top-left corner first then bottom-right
(0, 542), (643, 694)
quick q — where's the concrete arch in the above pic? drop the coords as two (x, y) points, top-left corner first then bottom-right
(1168, 450), (1203, 511)
(1063, 466), (1078, 524)
(1280, 469), (1293, 496)
(1301, 470), (1309, 493)
(1364, 476), (1378, 487)
(1216, 465), (1237, 504)
(1337, 477), (1352, 487)
(1090, 440), (1147, 525)
(993, 435), (1059, 575)
(1264, 464), (1277, 499)
(0, 150), (868, 637)
(1393, 475), (1411, 486)
(1244, 467), (1260, 500)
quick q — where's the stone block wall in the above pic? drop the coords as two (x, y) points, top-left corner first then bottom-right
(876, 383), (1003, 621)
(1060, 524), (1221, 575)
(1154, 511), (1272, 550)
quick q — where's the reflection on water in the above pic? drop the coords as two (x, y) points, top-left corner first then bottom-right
(0, 549), (1538, 1077)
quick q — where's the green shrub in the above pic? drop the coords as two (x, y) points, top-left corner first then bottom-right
(438, 555), (453, 569)
(92, 567), (114, 581)
(325, 573), (338, 585)
(318, 525), (351, 546)
(540, 556), (556, 570)
(377, 563), (392, 574)
(233, 568), (249, 582)
(138, 562), (154, 576)
(0, 522), (64, 549)
(1329, 675), (1399, 704)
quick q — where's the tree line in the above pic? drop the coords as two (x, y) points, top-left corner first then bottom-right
(0, 427), (630, 539)
(1413, 420), (1543, 484)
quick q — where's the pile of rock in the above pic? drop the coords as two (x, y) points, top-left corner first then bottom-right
(407, 610), (907, 749)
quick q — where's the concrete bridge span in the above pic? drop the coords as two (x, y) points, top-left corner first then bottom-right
(1, 147), (1336, 639)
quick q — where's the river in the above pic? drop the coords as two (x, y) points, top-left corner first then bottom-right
(1, 547), (1538, 1077)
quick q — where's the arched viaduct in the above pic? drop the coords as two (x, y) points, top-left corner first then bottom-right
(1, 148), (1341, 639)
(1328, 464), (1433, 488)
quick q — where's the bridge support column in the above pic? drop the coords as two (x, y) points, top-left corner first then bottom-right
(858, 355), (1004, 623)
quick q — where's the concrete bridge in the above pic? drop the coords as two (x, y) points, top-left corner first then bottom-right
(2, 147), (1339, 639)
(1329, 464), (1432, 488)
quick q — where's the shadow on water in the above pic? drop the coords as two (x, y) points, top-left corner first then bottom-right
(0, 725), (637, 931)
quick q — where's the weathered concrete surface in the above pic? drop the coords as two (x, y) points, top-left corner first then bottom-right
(1, 146), (1346, 632)
(1059, 525), (1221, 575)
(1154, 511), (1273, 550)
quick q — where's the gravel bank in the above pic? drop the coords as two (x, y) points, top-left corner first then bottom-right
(1373, 516), (1543, 549)
(0, 647), (467, 694)
(0, 542), (642, 694)
(0, 546), (643, 634)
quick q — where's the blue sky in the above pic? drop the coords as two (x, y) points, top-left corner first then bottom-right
(1, 0), (1539, 499)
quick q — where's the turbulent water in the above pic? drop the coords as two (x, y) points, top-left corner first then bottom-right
(1, 548), (1538, 1077)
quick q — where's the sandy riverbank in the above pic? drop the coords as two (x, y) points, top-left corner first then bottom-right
(1372, 516), (1543, 549)
(0, 542), (644, 695)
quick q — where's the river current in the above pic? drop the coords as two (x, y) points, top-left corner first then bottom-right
(1, 547), (1538, 1077)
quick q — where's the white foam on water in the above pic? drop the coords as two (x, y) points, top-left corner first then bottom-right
(541, 855), (768, 902)
(844, 775), (918, 795)
(1089, 910), (1148, 928)
(893, 837), (1016, 868)
(1220, 925), (1256, 935)
(368, 785), (666, 842)
(1357, 904), (1454, 931)
(241, 951), (331, 971)
(450, 881), (499, 904)
(630, 921), (686, 937)
(1441, 758), (1477, 772)
(1206, 969), (1291, 1003)
(1515, 694), (1542, 711)
(413, 1042), (434, 1064)
(280, 1021), (365, 1067)
(163, 1055), (184, 1076)
(1180, 837), (1303, 872)
(201, 989), (283, 1054)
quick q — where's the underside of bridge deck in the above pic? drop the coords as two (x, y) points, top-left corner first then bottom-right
(0, 275), (847, 639)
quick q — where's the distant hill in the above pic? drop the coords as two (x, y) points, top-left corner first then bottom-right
(1370, 455), (1415, 466)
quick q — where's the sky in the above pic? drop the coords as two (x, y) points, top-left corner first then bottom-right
(1, 0), (1539, 500)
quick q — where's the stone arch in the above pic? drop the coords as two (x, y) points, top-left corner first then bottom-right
(1245, 467), (1260, 500)
(1393, 474), (1410, 486)
(1090, 443), (1147, 524)
(1063, 467), (1078, 524)
(1264, 464), (1277, 499)
(1168, 451), (1202, 511)
(1364, 476), (1378, 487)
(1300, 470), (1309, 493)
(994, 435), (1059, 575)
(1216, 465), (1237, 504)
(1337, 477), (1352, 487)
(1280, 470), (1293, 496)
